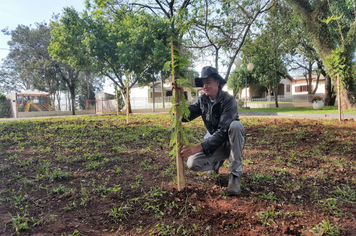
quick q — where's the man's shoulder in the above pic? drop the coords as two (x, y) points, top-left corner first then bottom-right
(219, 90), (235, 102)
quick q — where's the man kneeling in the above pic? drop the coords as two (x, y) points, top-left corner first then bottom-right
(180, 66), (246, 196)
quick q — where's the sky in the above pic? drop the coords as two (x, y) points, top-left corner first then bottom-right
(0, 0), (86, 62)
(0, 0), (214, 94)
(0, 0), (122, 93)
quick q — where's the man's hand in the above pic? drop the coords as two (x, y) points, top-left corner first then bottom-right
(180, 144), (203, 159)
(171, 82), (184, 92)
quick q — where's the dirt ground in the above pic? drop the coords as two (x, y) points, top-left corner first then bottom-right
(0, 114), (355, 235)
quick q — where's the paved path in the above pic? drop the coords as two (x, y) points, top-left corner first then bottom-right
(239, 112), (356, 119)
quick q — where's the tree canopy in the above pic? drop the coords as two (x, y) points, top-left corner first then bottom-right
(285, 0), (356, 108)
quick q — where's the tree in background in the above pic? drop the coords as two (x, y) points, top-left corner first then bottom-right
(77, 72), (103, 110)
(238, 6), (290, 107)
(228, 66), (258, 99)
(2, 23), (60, 98)
(187, 0), (274, 79)
(1, 21), (99, 115)
(285, 0), (356, 108)
(0, 62), (28, 94)
(275, 2), (334, 102)
(50, 7), (171, 114)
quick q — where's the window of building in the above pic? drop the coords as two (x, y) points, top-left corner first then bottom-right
(286, 84), (290, 93)
(295, 85), (313, 92)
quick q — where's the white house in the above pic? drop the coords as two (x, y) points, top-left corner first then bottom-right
(238, 71), (327, 101)
(129, 80), (195, 109)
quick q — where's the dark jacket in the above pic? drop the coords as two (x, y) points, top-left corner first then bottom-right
(184, 90), (239, 156)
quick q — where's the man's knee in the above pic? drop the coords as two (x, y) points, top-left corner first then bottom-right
(186, 156), (201, 171)
(229, 120), (244, 133)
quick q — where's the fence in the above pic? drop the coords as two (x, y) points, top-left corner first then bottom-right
(0, 101), (12, 118)
(251, 94), (320, 103)
(239, 94), (323, 108)
(17, 96), (54, 112)
(130, 97), (174, 109)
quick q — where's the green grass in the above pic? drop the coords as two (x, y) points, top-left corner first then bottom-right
(242, 106), (356, 114)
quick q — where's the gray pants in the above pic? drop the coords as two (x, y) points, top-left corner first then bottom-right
(186, 121), (246, 177)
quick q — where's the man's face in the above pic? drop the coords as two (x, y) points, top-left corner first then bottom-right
(202, 76), (220, 99)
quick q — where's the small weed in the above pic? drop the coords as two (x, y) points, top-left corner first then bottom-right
(111, 145), (126, 153)
(258, 192), (277, 203)
(9, 212), (29, 234)
(319, 198), (344, 215)
(311, 219), (340, 236)
(68, 229), (81, 236)
(332, 185), (356, 201)
(140, 159), (151, 170)
(63, 200), (77, 211)
(85, 161), (101, 170)
(131, 174), (144, 188)
(47, 169), (70, 182)
(250, 172), (273, 184)
(51, 184), (66, 195)
(152, 223), (176, 235)
(80, 196), (89, 207)
(114, 165), (121, 174)
(90, 153), (106, 160)
(109, 202), (131, 222)
(257, 208), (278, 226)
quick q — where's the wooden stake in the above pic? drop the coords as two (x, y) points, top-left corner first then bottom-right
(175, 89), (186, 191)
(338, 74), (342, 121)
(171, 39), (185, 191)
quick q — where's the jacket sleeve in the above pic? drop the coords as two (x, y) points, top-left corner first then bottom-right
(200, 97), (237, 156)
(182, 98), (202, 122)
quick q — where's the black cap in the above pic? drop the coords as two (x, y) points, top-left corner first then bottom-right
(195, 66), (226, 87)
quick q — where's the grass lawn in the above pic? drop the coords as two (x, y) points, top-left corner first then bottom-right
(0, 114), (355, 235)
(242, 106), (356, 114)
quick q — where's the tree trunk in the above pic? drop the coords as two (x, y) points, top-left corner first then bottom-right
(161, 78), (165, 109)
(273, 86), (279, 107)
(307, 61), (313, 94)
(116, 89), (120, 116)
(86, 70), (91, 100)
(69, 86), (76, 115)
(317, 61), (335, 106)
(67, 90), (71, 111)
(152, 82), (155, 112)
(312, 73), (320, 94)
(324, 74), (336, 106)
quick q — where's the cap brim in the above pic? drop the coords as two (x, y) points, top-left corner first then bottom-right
(195, 74), (226, 87)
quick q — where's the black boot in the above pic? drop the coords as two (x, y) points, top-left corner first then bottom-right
(226, 174), (241, 196)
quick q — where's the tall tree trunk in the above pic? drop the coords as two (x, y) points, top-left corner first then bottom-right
(307, 61), (313, 94)
(152, 82), (155, 112)
(312, 73), (320, 94)
(116, 89), (120, 116)
(69, 85), (75, 115)
(125, 71), (130, 124)
(86, 70), (91, 100)
(317, 60), (335, 105)
(324, 74), (336, 106)
(161, 77), (165, 109)
(273, 86), (279, 107)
